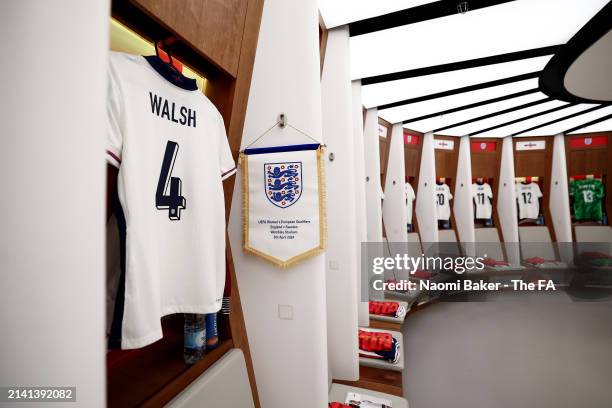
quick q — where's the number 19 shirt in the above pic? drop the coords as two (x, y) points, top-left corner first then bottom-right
(106, 52), (236, 349)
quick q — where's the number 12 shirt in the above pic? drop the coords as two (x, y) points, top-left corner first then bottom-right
(106, 52), (236, 349)
(515, 182), (542, 220)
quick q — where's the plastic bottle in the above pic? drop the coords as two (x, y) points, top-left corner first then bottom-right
(184, 314), (206, 364)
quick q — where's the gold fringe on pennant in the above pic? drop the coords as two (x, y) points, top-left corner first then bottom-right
(241, 146), (327, 268)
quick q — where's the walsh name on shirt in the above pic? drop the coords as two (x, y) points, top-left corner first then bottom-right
(149, 92), (196, 128)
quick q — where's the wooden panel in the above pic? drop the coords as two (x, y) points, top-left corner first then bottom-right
(107, 0), (265, 407)
(404, 129), (423, 237)
(513, 137), (556, 241)
(471, 138), (505, 244)
(565, 132), (612, 227)
(369, 320), (401, 332)
(130, 0), (248, 76)
(378, 118), (393, 188)
(334, 365), (403, 397)
(319, 13), (328, 77)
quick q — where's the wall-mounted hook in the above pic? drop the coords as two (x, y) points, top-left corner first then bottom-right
(279, 113), (287, 128)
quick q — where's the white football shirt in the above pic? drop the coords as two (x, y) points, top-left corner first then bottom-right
(434, 183), (453, 220)
(405, 183), (416, 224)
(106, 52), (236, 349)
(472, 182), (493, 219)
(515, 182), (542, 220)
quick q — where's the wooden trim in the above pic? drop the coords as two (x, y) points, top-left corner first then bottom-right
(140, 340), (233, 408)
(319, 12), (328, 77)
(378, 117), (393, 189)
(334, 365), (403, 397)
(205, 0), (264, 406)
(403, 128), (424, 240)
(369, 319), (401, 332)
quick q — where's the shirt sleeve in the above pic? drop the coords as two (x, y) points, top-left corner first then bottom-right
(486, 184), (493, 198)
(106, 58), (123, 168)
(446, 185), (453, 200)
(515, 183), (519, 199)
(216, 114), (236, 181)
(534, 183), (543, 198)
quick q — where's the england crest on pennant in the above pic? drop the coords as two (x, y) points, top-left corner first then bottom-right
(265, 162), (302, 208)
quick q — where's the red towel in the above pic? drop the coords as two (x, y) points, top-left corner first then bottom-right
(359, 329), (392, 352)
(581, 251), (611, 259)
(369, 301), (399, 316)
(525, 257), (546, 264)
(413, 270), (436, 278)
(329, 403), (350, 408)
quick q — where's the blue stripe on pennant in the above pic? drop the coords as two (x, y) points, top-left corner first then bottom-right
(244, 143), (320, 155)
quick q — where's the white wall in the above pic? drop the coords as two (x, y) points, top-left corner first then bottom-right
(352, 81), (370, 327)
(364, 109), (384, 243)
(227, 1), (328, 407)
(416, 132), (439, 247)
(0, 1), (108, 407)
(321, 26), (359, 382)
(549, 133), (573, 243)
(454, 136), (475, 256)
(382, 124), (409, 244)
(497, 136), (521, 264)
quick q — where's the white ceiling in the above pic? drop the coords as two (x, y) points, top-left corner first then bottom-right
(568, 117), (612, 134)
(350, 0), (607, 80)
(378, 78), (539, 124)
(322, 0), (611, 137)
(517, 105), (612, 137)
(362, 55), (551, 109)
(471, 104), (598, 137)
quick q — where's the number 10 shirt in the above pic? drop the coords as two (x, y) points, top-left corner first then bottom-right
(106, 52), (236, 349)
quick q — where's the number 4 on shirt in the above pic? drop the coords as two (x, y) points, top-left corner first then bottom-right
(156, 141), (186, 220)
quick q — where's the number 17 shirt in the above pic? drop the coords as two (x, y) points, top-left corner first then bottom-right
(106, 52), (236, 349)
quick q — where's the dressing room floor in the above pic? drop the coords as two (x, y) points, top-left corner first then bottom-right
(401, 291), (612, 408)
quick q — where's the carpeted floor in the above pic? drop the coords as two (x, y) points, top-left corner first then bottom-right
(401, 291), (612, 408)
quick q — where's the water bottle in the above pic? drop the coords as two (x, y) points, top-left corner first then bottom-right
(184, 314), (206, 364)
(205, 313), (219, 350)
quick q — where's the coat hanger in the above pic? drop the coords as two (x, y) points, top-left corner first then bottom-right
(155, 38), (182, 73)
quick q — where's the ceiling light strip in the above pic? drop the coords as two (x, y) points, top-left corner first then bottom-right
(510, 105), (607, 136)
(377, 72), (539, 110)
(433, 97), (552, 133)
(361, 46), (559, 85)
(467, 103), (575, 136)
(401, 88), (539, 124)
(563, 112), (612, 134)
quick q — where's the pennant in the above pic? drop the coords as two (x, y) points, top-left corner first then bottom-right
(241, 144), (326, 267)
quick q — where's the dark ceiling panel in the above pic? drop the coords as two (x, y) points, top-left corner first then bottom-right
(349, 0), (516, 37)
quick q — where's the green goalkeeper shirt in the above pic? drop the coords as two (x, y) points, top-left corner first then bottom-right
(570, 179), (604, 220)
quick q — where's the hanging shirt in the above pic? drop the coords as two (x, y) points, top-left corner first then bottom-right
(405, 182), (416, 224)
(472, 182), (493, 219)
(570, 179), (605, 220)
(106, 52), (236, 349)
(435, 183), (453, 220)
(515, 182), (542, 220)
